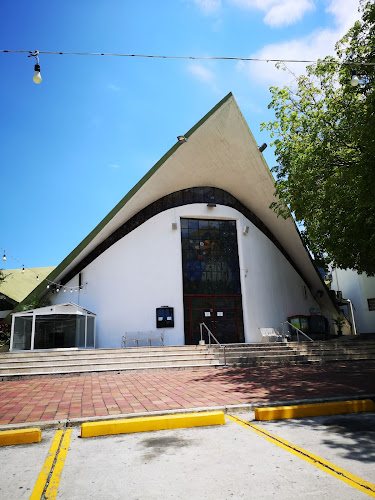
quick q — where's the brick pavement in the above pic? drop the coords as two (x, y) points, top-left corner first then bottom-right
(0, 360), (374, 426)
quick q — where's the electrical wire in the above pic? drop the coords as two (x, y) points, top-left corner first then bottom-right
(1, 49), (375, 66)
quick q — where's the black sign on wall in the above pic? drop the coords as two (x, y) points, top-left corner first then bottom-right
(156, 307), (174, 328)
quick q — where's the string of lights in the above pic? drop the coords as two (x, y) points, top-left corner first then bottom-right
(0, 247), (81, 293)
(1, 48), (367, 86)
(1, 48), (375, 65)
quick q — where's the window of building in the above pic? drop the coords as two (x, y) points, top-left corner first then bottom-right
(181, 218), (241, 295)
(367, 298), (375, 311)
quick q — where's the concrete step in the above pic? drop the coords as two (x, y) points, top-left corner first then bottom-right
(223, 349), (298, 358)
(216, 340), (375, 366)
(0, 351), (217, 366)
(305, 353), (375, 362)
(0, 362), (222, 380)
(0, 345), (222, 379)
(294, 348), (375, 356)
(0, 345), (208, 359)
(0, 356), (220, 375)
(219, 354), (309, 366)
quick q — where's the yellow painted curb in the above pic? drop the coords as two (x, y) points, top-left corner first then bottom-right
(0, 428), (41, 447)
(255, 399), (375, 421)
(81, 411), (225, 438)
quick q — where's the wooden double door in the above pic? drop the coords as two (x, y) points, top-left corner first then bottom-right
(184, 294), (244, 345)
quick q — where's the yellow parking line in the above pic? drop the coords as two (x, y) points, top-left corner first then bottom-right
(44, 429), (72, 499)
(228, 414), (375, 498)
(29, 430), (63, 500)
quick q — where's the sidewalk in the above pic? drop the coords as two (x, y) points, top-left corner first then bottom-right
(1, 360), (374, 426)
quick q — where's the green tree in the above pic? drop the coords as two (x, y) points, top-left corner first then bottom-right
(0, 269), (8, 285)
(262, 1), (375, 275)
(21, 293), (51, 311)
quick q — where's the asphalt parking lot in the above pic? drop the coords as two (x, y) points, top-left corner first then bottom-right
(1, 412), (374, 499)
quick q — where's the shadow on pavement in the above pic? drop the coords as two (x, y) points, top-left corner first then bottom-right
(190, 361), (375, 403)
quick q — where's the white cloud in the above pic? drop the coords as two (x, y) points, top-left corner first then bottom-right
(186, 63), (224, 95)
(108, 83), (121, 92)
(264, 0), (315, 27)
(194, 0), (221, 14)
(108, 163), (120, 169)
(326, 0), (361, 33)
(187, 63), (215, 83)
(229, 0), (315, 26)
(238, 0), (361, 86)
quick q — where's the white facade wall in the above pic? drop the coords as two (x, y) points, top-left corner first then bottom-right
(331, 268), (375, 334)
(49, 204), (320, 347)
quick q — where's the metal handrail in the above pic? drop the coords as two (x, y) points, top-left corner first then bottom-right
(281, 320), (314, 342)
(199, 322), (227, 366)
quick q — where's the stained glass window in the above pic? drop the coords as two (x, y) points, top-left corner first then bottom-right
(181, 218), (241, 295)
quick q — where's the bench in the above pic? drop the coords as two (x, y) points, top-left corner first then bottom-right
(121, 331), (164, 348)
(259, 328), (284, 343)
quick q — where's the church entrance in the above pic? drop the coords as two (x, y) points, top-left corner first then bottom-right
(181, 218), (244, 345)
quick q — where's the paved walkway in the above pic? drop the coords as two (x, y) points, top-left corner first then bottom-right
(0, 360), (375, 426)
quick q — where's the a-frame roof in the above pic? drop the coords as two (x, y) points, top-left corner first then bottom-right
(13, 93), (336, 316)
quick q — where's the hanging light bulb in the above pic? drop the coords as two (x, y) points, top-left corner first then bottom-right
(351, 70), (359, 87)
(56, 287), (60, 292)
(64, 287), (67, 293)
(33, 63), (42, 84)
(47, 283), (50, 289)
(22, 265), (25, 273)
(2, 253), (6, 262)
(70, 288), (73, 293)
(36, 275), (39, 281)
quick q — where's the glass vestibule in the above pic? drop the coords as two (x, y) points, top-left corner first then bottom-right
(11, 303), (96, 351)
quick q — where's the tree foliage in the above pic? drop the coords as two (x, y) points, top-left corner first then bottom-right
(262, 1), (375, 275)
(21, 293), (52, 311)
(0, 269), (8, 285)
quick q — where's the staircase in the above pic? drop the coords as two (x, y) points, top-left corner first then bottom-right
(1, 338), (375, 380)
(216, 337), (375, 366)
(0, 345), (220, 380)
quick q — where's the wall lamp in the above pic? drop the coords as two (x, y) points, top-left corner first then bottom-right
(258, 143), (267, 153)
(207, 196), (216, 207)
(177, 136), (187, 143)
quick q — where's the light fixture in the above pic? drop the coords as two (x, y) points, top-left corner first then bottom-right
(351, 70), (359, 87)
(22, 265), (25, 273)
(47, 283), (50, 289)
(177, 136), (187, 143)
(28, 51), (42, 84)
(171, 222), (178, 230)
(258, 143), (267, 153)
(207, 196), (216, 208)
(70, 288), (73, 293)
(64, 287), (66, 292)
(36, 275), (39, 281)
(243, 226), (249, 235)
(56, 286), (60, 292)
(2, 253), (6, 262)
(33, 64), (42, 84)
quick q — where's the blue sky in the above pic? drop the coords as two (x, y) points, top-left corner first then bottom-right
(1, 0), (360, 273)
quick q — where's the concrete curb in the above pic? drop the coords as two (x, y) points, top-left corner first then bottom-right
(0, 394), (374, 432)
(0, 428), (41, 446)
(255, 399), (375, 421)
(81, 411), (226, 438)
